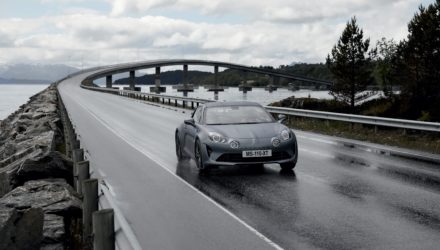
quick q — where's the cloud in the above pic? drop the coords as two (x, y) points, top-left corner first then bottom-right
(0, 13), (341, 67)
(108, 0), (409, 23)
(0, 0), (430, 68)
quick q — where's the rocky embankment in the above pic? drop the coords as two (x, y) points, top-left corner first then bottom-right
(0, 85), (81, 249)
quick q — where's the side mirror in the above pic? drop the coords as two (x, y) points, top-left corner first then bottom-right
(278, 114), (287, 124)
(184, 118), (195, 126)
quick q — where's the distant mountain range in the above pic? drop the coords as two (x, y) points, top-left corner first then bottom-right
(0, 64), (78, 84)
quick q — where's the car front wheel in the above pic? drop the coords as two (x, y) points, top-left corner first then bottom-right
(280, 161), (296, 170)
(175, 133), (184, 161)
(195, 140), (210, 173)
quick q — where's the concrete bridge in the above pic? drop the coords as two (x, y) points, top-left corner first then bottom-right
(82, 59), (332, 94)
(58, 62), (440, 250)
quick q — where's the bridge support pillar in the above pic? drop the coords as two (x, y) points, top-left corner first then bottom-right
(274, 76), (280, 86)
(214, 65), (219, 86)
(129, 71), (135, 90)
(265, 75), (279, 92)
(239, 70), (252, 94)
(183, 65), (188, 85)
(208, 65), (224, 99)
(155, 67), (160, 88)
(177, 64), (195, 96)
(150, 67), (166, 93)
(106, 75), (112, 88)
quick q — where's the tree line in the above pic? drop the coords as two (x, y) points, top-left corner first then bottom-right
(326, 0), (440, 121)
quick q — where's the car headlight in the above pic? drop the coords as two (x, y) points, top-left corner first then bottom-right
(280, 129), (291, 141)
(208, 132), (227, 143)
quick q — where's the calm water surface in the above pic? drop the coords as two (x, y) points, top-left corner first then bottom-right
(0, 84), (332, 120)
(111, 85), (332, 105)
(0, 84), (49, 120)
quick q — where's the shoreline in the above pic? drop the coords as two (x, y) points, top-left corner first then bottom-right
(0, 84), (82, 249)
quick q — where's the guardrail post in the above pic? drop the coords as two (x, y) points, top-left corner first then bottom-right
(76, 161), (90, 195)
(72, 149), (84, 189)
(72, 148), (84, 163)
(93, 209), (115, 250)
(175, 99), (178, 107)
(73, 139), (80, 150)
(191, 102), (194, 109)
(83, 179), (99, 243)
(183, 101), (186, 108)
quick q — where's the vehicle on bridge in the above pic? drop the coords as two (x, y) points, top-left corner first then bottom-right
(175, 101), (298, 172)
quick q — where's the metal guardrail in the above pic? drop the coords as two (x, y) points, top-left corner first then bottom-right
(82, 85), (214, 108)
(264, 106), (440, 132)
(98, 182), (142, 250)
(82, 85), (440, 133)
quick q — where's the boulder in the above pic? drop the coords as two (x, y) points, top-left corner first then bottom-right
(40, 243), (64, 250)
(0, 179), (81, 216)
(35, 103), (57, 114)
(18, 113), (34, 120)
(0, 206), (44, 250)
(15, 151), (73, 187)
(0, 148), (73, 197)
(42, 214), (65, 246)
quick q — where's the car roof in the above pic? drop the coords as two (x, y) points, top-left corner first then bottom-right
(203, 101), (262, 108)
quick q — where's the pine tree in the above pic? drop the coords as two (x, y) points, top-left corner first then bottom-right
(393, 0), (440, 120)
(326, 17), (373, 111)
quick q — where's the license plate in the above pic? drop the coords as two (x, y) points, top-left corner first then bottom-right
(242, 150), (272, 158)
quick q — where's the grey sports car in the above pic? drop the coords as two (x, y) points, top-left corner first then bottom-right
(175, 101), (298, 172)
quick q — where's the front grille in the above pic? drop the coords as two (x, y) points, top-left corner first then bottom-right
(216, 151), (291, 163)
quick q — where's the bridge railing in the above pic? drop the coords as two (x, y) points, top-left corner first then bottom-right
(81, 85), (440, 133)
(82, 85), (214, 109)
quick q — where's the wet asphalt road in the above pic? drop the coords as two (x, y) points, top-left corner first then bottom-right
(59, 73), (440, 250)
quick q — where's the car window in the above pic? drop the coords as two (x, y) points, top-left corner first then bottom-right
(193, 107), (203, 123)
(205, 105), (274, 125)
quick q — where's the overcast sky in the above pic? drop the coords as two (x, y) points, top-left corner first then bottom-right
(0, 0), (434, 68)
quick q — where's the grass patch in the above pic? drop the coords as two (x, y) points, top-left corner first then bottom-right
(286, 116), (440, 155)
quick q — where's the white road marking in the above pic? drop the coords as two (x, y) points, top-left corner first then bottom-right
(63, 88), (284, 250)
(299, 148), (335, 159)
(296, 134), (337, 145)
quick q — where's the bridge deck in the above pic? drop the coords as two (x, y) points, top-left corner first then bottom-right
(59, 72), (440, 249)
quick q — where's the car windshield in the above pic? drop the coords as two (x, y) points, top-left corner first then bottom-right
(204, 105), (274, 125)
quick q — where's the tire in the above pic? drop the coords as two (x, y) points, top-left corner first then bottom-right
(280, 161), (296, 170)
(280, 139), (298, 170)
(254, 164), (265, 169)
(175, 133), (184, 161)
(195, 139), (210, 173)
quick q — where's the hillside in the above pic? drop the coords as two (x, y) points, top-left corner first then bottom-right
(0, 64), (78, 82)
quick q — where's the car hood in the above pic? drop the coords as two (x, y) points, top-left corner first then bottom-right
(206, 122), (287, 139)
